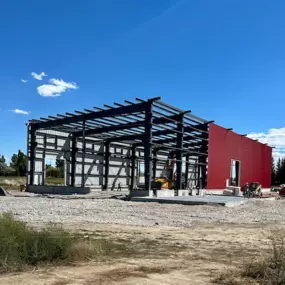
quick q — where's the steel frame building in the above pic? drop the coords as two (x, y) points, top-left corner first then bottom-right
(26, 97), (211, 191)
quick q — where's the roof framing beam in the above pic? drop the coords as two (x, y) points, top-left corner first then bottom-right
(106, 128), (207, 143)
(72, 114), (182, 138)
(32, 101), (150, 130)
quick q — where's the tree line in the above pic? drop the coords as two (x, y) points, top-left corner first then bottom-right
(0, 150), (27, 176)
(272, 157), (285, 185)
(0, 151), (64, 178)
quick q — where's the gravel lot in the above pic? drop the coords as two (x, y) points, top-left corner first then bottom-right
(0, 193), (283, 228)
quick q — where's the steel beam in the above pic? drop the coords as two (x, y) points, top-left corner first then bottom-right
(33, 102), (148, 130)
(106, 128), (206, 143)
(74, 121), (144, 138)
(136, 136), (204, 148)
(72, 114), (184, 138)
(156, 100), (208, 124)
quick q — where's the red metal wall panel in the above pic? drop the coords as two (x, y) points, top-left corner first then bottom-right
(208, 124), (272, 190)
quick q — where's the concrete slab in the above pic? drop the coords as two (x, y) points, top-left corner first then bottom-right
(131, 195), (249, 207)
(27, 185), (90, 195)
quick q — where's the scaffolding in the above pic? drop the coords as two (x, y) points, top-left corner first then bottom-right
(26, 97), (211, 190)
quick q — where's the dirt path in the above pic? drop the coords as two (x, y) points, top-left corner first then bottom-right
(1, 222), (283, 285)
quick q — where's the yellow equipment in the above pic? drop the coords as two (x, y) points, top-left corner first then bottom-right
(152, 158), (176, 189)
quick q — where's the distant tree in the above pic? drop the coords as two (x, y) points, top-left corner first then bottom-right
(10, 154), (17, 168)
(271, 157), (276, 185)
(56, 159), (64, 169)
(10, 150), (27, 176)
(281, 158), (285, 185)
(55, 158), (64, 178)
(0, 154), (15, 176)
(46, 164), (52, 170)
(0, 155), (5, 164)
(0, 162), (15, 176)
(46, 167), (62, 178)
(276, 158), (282, 184)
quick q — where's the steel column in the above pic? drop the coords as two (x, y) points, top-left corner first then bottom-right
(130, 144), (136, 190)
(81, 120), (86, 188)
(185, 154), (189, 189)
(200, 125), (208, 189)
(197, 164), (201, 189)
(104, 141), (110, 190)
(144, 101), (153, 190)
(71, 136), (77, 187)
(42, 134), (47, 185)
(29, 124), (36, 185)
(176, 114), (184, 190)
(26, 124), (30, 187)
(152, 149), (158, 179)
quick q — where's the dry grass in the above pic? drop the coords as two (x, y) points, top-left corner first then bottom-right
(85, 265), (173, 284)
(136, 265), (171, 274)
(0, 176), (64, 190)
(213, 271), (256, 285)
(70, 240), (108, 261)
(214, 237), (285, 285)
(52, 280), (70, 285)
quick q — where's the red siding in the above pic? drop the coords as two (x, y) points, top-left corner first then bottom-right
(208, 124), (272, 189)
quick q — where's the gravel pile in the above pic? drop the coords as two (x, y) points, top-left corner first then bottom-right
(0, 195), (283, 228)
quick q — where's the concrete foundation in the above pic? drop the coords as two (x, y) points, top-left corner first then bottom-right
(178, 189), (190, 196)
(27, 185), (91, 195)
(156, 189), (175, 197)
(207, 189), (228, 195)
(131, 195), (249, 207)
(130, 189), (176, 198)
(129, 190), (153, 198)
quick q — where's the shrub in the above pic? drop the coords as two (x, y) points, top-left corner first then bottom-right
(0, 213), (72, 272)
(0, 214), (140, 273)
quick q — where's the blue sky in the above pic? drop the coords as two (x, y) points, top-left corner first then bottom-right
(1, 0), (285, 160)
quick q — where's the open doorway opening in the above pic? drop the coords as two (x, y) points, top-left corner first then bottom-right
(45, 157), (65, 185)
(230, 159), (240, 186)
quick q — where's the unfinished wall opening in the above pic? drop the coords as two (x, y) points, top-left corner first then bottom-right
(230, 159), (240, 186)
(26, 97), (211, 191)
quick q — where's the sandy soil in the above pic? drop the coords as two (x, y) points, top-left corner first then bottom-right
(0, 222), (283, 285)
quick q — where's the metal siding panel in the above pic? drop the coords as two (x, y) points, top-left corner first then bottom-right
(208, 124), (272, 189)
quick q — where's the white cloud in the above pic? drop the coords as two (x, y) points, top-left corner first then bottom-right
(31, 72), (47, 81)
(37, 78), (78, 97)
(248, 127), (285, 161)
(247, 128), (285, 148)
(10, 109), (30, 115)
(272, 151), (285, 161)
(49, 78), (77, 89)
(21, 79), (28, 83)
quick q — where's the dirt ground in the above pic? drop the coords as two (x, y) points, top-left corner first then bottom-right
(1, 221), (283, 285)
